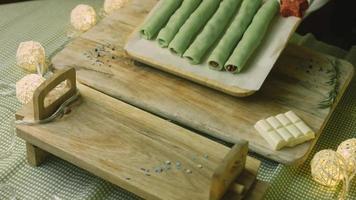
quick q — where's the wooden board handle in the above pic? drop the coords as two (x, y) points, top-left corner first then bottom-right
(210, 141), (248, 200)
(33, 67), (76, 120)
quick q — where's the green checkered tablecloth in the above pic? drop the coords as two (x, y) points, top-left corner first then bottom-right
(0, 0), (355, 199)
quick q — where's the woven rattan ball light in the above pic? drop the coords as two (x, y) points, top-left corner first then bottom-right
(337, 138), (356, 173)
(16, 41), (47, 74)
(70, 4), (97, 31)
(104, 0), (128, 14)
(311, 149), (348, 187)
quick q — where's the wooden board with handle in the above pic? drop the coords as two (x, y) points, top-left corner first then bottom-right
(16, 68), (265, 200)
(51, 0), (354, 164)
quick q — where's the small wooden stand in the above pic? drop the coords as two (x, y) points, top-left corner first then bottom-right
(16, 68), (267, 200)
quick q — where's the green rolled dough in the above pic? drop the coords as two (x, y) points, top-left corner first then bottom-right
(140, 0), (183, 40)
(183, 0), (243, 64)
(168, 0), (221, 56)
(225, 0), (279, 73)
(208, 0), (262, 70)
(157, 0), (202, 48)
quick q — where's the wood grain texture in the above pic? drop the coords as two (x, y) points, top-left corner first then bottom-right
(33, 67), (76, 120)
(51, 0), (354, 164)
(16, 82), (264, 200)
(211, 142), (248, 200)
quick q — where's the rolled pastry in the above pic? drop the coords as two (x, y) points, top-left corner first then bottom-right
(140, 0), (183, 40)
(208, 0), (262, 70)
(225, 0), (279, 73)
(157, 0), (202, 48)
(168, 0), (221, 56)
(183, 0), (242, 64)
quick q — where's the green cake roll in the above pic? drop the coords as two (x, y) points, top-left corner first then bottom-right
(140, 0), (183, 40)
(168, 0), (221, 56)
(208, 0), (262, 70)
(157, 0), (203, 48)
(225, 0), (279, 73)
(183, 0), (243, 64)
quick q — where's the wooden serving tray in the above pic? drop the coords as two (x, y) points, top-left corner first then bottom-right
(125, 0), (302, 97)
(15, 68), (267, 200)
(51, 0), (354, 165)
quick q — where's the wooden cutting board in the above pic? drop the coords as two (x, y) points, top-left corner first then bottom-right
(15, 68), (265, 200)
(125, 0), (301, 96)
(51, 0), (354, 164)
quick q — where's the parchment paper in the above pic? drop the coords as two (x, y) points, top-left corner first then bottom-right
(125, 0), (302, 92)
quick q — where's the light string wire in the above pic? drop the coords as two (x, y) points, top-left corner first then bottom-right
(341, 158), (356, 200)
(0, 90), (80, 200)
(0, 69), (79, 199)
(15, 90), (80, 126)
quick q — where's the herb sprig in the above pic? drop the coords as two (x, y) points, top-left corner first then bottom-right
(318, 59), (341, 109)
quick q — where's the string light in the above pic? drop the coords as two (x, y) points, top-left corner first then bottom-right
(16, 41), (47, 74)
(311, 138), (356, 200)
(311, 149), (347, 187)
(337, 138), (356, 200)
(337, 138), (356, 173)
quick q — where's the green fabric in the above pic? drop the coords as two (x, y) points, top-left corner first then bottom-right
(0, 0), (355, 200)
(140, 0), (183, 40)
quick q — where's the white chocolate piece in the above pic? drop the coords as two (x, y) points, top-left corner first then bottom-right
(276, 114), (292, 126)
(71, 4), (97, 31)
(256, 119), (273, 132)
(16, 74), (45, 104)
(296, 121), (313, 135)
(255, 110), (316, 150)
(285, 111), (301, 123)
(287, 122), (315, 147)
(255, 124), (286, 150)
(16, 41), (47, 73)
(286, 124), (303, 138)
(104, 0), (128, 14)
(287, 135), (313, 147)
(266, 117), (283, 129)
(276, 127), (294, 143)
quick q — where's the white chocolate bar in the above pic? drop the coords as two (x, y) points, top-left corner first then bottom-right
(255, 123), (286, 150)
(285, 111), (301, 123)
(254, 111), (315, 150)
(256, 119), (273, 132)
(296, 121), (314, 137)
(266, 117), (283, 129)
(286, 124), (303, 138)
(276, 127), (294, 143)
(276, 114), (292, 126)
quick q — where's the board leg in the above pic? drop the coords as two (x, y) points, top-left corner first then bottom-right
(26, 142), (49, 166)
